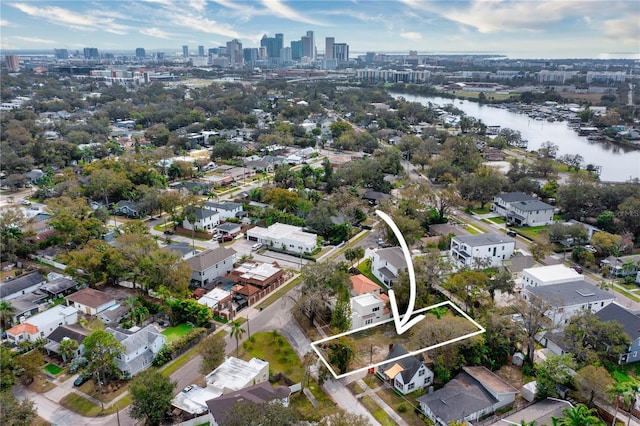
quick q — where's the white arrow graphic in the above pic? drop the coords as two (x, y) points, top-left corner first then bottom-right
(375, 210), (425, 335)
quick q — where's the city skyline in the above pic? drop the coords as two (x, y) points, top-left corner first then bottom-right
(1, 0), (639, 59)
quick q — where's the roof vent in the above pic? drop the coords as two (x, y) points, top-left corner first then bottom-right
(576, 289), (595, 297)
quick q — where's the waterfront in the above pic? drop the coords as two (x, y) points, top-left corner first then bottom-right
(391, 93), (640, 182)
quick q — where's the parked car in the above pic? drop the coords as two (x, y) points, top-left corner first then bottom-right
(506, 229), (517, 237)
(73, 375), (89, 387)
(182, 385), (194, 393)
(572, 265), (584, 274)
(218, 235), (233, 242)
(252, 243), (263, 251)
(163, 230), (174, 235)
(21, 200), (31, 206)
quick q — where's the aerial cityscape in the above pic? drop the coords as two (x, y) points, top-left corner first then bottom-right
(1, 1), (640, 426)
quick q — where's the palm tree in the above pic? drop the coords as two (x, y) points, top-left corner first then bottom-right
(552, 404), (602, 426)
(229, 320), (245, 357)
(624, 379), (640, 426)
(0, 301), (15, 328)
(58, 337), (79, 363)
(608, 382), (631, 426)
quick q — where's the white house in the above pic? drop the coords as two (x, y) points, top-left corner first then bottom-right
(491, 192), (554, 226)
(417, 366), (518, 426)
(6, 305), (78, 343)
(186, 247), (237, 287)
(521, 264), (583, 288)
(377, 344), (434, 395)
(44, 324), (89, 361)
(206, 382), (291, 426)
(246, 223), (317, 254)
(450, 233), (515, 268)
(371, 247), (407, 287)
(107, 324), (166, 376)
(204, 201), (243, 220)
(66, 288), (117, 315)
(350, 293), (390, 329)
(0, 272), (46, 301)
(522, 280), (615, 327)
(205, 357), (269, 394)
(183, 208), (220, 232)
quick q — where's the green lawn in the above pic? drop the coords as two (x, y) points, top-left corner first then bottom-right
(464, 226), (481, 234)
(240, 331), (304, 382)
(44, 364), (63, 375)
(162, 323), (194, 343)
(357, 260), (386, 288)
(60, 393), (103, 417)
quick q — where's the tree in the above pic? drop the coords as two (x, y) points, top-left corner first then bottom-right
(0, 300), (16, 328)
(330, 295), (352, 332)
(167, 298), (212, 326)
(330, 121), (353, 138)
(343, 246), (365, 269)
(15, 350), (44, 385)
(575, 365), (614, 406)
(591, 231), (624, 257)
(486, 270), (515, 302)
(230, 320), (245, 357)
(58, 337), (79, 363)
(83, 329), (125, 385)
(536, 354), (576, 399)
(531, 241), (553, 262)
(513, 296), (554, 362)
(0, 391), (37, 426)
(129, 369), (177, 426)
(220, 399), (299, 426)
(199, 333), (226, 375)
(563, 310), (630, 364)
(607, 381), (630, 426)
(327, 337), (355, 375)
(457, 168), (505, 209)
(445, 270), (490, 314)
(263, 187), (299, 212)
(317, 410), (370, 426)
(551, 404), (602, 426)
(0, 346), (17, 391)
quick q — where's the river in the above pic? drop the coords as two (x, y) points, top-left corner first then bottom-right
(389, 93), (640, 182)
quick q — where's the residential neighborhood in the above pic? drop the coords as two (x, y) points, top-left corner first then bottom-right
(1, 39), (640, 426)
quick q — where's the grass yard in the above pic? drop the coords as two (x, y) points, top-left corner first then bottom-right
(357, 260), (386, 288)
(239, 331), (304, 382)
(513, 225), (549, 242)
(360, 395), (395, 426)
(162, 323), (194, 343)
(375, 387), (425, 426)
(44, 363), (63, 375)
(464, 226), (480, 234)
(60, 393), (103, 417)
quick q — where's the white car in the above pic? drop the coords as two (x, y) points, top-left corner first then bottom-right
(251, 243), (263, 251)
(21, 200), (31, 206)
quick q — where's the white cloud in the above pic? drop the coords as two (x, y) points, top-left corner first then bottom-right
(211, 0), (244, 10)
(13, 36), (56, 44)
(0, 19), (16, 27)
(188, 0), (207, 12)
(171, 14), (241, 39)
(261, 0), (327, 26)
(603, 16), (640, 45)
(400, 31), (422, 41)
(139, 27), (175, 39)
(9, 2), (130, 34)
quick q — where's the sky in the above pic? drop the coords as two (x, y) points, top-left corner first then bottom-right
(1, 0), (639, 59)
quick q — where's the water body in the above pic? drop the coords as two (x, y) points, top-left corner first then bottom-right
(390, 93), (640, 182)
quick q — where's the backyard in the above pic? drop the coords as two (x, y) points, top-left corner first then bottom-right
(162, 323), (194, 343)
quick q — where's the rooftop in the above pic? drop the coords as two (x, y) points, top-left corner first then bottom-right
(350, 274), (381, 296)
(453, 233), (515, 246)
(233, 262), (282, 282)
(495, 192), (536, 203)
(523, 264), (583, 283)
(66, 288), (116, 309)
(205, 357), (268, 393)
(375, 247), (407, 270)
(186, 247), (236, 272)
(526, 281), (614, 307)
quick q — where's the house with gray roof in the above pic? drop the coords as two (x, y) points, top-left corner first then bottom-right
(450, 233), (515, 268)
(377, 344), (433, 395)
(183, 208), (220, 232)
(164, 241), (199, 260)
(206, 381), (291, 426)
(371, 247), (407, 287)
(522, 280), (615, 327)
(107, 324), (166, 376)
(186, 247), (236, 287)
(8, 290), (48, 326)
(115, 200), (142, 218)
(0, 272), (46, 301)
(44, 324), (90, 361)
(596, 303), (640, 364)
(417, 366), (517, 426)
(491, 192), (555, 226)
(204, 202), (243, 221)
(41, 277), (78, 299)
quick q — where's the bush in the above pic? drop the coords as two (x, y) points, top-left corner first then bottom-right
(69, 357), (87, 374)
(398, 403), (407, 413)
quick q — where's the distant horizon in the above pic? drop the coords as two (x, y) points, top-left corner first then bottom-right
(1, 1), (638, 60)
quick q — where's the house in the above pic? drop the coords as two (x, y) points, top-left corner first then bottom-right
(205, 357), (269, 394)
(186, 247), (237, 287)
(97, 303), (131, 325)
(25, 169), (45, 183)
(44, 324), (90, 361)
(227, 262), (284, 290)
(521, 264), (583, 288)
(206, 381), (291, 426)
(41, 276), (78, 299)
(246, 223), (317, 254)
(371, 247), (407, 287)
(66, 288), (117, 315)
(7, 290), (48, 326)
(350, 274), (382, 297)
(595, 303), (640, 364)
(183, 208), (220, 232)
(171, 384), (222, 420)
(491, 192), (555, 226)
(522, 281), (615, 327)
(500, 253), (536, 289)
(377, 344), (433, 395)
(197, 287), (232, 312)
(204, 202), (243, 221)
(106, 324), (166, 376)
(115, 200), (142, 218)
(417, 366), (518, 426)
(0, 272), (47, 301)
(350, 293), (390, 329)
(486, 398), (575, 426)
(362, 190), (390, 205)
(6, 305), (78, 343)
(164, 241), (199, 260)
(450, 234), (515, 268)
(217, 222), (241, 236)
(601, 254), (640, 277)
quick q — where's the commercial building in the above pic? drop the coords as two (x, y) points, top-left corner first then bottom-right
(246, 223), (317, 254)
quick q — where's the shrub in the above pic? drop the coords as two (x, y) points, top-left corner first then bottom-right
(398, 403), (407, 413)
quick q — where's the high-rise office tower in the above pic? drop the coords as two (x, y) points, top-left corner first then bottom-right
(260, 33), (284, 59)
(226, 39), (243, 65)
(302, 30), (315, 60)
(365, 52), (376, 63)
(280, 47), (292, 63)
(198, 45), (205, 57)
(243, 48), (259, 64)
(54, 49), (68, 60)
(325, 37), (335, 60)
(83, 47), (99, 60)
(290, 40), (303, 60)
(135, 48), (146, 58)
(182, 45), (189, 58)
(5, 55), (19, 71)
(333, 43), (349, 63)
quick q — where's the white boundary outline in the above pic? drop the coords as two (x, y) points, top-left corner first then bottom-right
(310, 300), (486, 379)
